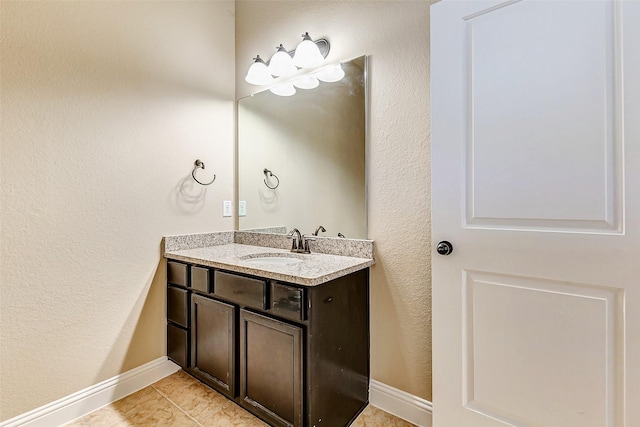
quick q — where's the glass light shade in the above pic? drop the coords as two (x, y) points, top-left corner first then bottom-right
(269, 83), (296, 97)
(244, 56), (274, 85)
(315, 63), (345, 83)
(293, 34), (324, 68)
(293, 75), (320, 90)
(268, 45), (297, 77)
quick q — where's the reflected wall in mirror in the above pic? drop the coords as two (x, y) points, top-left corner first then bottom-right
(237, 56), (367, 239)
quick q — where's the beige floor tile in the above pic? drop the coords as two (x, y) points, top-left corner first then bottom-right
(67, 371), (413, 427)
(110, 410), (196, 427)
(351, 405), (417, 427)
(109, 386), (197, 426)
(151, 370), (196, 391)
(152, 371), (229, 419)
(75, 403), (129, 427)
(63, 418), (90, 426)
(110, 387), (163, 418)
(196, 401), (268, 427)
(90, 405), (128, 426)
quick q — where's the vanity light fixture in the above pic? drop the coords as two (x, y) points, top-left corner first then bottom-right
(268, 44), (298, 77)
(293, 32), (325, 68)
(244, 55), (274, 85)
(244, 32), (330, 87)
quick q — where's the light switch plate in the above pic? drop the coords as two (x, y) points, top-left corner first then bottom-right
(223, 200), (232, 217)
(239, 201), (247, 217)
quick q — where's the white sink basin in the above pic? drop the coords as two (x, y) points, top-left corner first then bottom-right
(241, 254), (304, 265)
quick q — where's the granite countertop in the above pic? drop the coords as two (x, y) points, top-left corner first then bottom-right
(164, 243), (374, 287)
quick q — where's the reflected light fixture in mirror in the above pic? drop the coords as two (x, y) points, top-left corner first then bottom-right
(293, 75), (320, 90)
(316, 63), (345, 83)
(269, 83), (296, 97)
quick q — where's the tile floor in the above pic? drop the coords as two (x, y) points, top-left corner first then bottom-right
(65, 370), (416, 427)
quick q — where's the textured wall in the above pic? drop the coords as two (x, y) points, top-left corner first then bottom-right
(0, 1), (235, 420)
(236, 1), (432, 400)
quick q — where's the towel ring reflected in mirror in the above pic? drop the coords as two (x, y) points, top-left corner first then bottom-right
(263, 168), (280, 189)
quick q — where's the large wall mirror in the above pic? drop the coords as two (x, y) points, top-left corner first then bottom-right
(237, 56), (367, 239)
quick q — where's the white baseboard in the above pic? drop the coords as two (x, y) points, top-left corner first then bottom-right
(370, 379), (433, 427)
(2, 361), (430, 427)
(1, 357), (180, 427)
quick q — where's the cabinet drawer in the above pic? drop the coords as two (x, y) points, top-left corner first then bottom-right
(167, 261), (188, 287)
(167, 285), (189, 327)
(167, 323), (189, 368)
(271, 282), (305, 322)
(190, 266), (210, 293)
(214, 271), (266, 310)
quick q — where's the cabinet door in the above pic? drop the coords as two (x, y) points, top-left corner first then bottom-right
(239, 309), (303, 427)
(191, 294), (236, 397)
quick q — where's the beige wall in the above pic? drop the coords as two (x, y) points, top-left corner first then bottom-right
(0, 1), (235, 420)
(236, 1), (432, 400)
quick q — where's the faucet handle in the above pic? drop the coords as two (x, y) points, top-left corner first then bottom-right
(286, 230), (298, 250)
(302, 234), (316, 253)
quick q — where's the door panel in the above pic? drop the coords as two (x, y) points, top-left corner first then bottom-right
(239, 309), (303, 427)
(464, 0), (621, 232)
(191, 294), (236, 397)
(431, 1), (639, 426)
(463, 271), (622, 427)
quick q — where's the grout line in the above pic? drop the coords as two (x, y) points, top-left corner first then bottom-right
(150, 385), (204, 427)
(152, 384), (256, 423)
(151, 372), (254, 421)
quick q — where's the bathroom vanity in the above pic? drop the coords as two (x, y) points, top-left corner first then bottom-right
(164, 234), (374, 427)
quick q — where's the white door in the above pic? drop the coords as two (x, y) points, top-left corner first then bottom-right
(431, 1), (639, 426)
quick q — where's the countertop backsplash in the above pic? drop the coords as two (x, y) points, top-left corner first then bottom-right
(164, 230), (374, 260)
(163, 231), (234, 252)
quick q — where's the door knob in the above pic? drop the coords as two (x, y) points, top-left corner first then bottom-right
(437, 241), (453, 256)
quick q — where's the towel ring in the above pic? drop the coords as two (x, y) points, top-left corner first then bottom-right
(192, 159), (216, 186)
(263, 168), (280, 189)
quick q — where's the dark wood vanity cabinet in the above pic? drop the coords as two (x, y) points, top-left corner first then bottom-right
(166, 260), (369, 427)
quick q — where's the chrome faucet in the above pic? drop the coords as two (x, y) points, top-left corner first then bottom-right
(287, 228), (304, 253)
(312, 225), (326, 236)
(287, 228), (314, 254)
